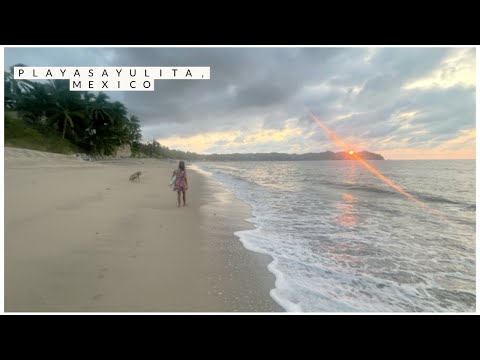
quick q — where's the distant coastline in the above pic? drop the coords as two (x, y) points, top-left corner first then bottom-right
(195, 151), (384, 162)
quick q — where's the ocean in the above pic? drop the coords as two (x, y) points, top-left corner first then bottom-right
(193, 160), (476, 312)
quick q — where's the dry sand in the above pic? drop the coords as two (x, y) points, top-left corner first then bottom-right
(4, 147), (283, 312)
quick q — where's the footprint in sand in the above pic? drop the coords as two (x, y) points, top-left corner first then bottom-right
(129, 254), (137, 259)
(135, 240), (143, 248)
(97, 267), (108, 279)
(92, 294), (103, 301)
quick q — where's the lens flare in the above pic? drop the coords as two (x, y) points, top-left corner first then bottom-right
(307, 110), (430, 210)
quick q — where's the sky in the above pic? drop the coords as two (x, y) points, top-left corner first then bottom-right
(4, 47), (476, 159)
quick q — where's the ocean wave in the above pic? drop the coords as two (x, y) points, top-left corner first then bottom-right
(199, 161), (476, 312)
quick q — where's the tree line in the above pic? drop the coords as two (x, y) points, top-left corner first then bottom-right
(5, 64), (384, 161)
(136, 142), (384, 161)
(136, 140), (199, 160)
(5, 64), (142, 156)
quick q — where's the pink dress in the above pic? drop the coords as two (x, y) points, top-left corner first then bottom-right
(173, 169), (187, 192)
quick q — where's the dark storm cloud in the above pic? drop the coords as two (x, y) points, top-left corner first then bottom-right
(4, 47), (476, 155)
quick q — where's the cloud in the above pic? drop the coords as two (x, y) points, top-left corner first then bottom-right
(158, 126), (306, 154)
(4, 46), (476, 159)
(380, 128), (476, 159)
(403, 48), (476, 90)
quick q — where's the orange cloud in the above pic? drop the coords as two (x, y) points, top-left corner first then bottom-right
(379, 129), (476, 160)
(157, 127), (305, 154)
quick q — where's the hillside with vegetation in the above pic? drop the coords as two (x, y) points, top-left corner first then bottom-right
(138, 141), (384, 161)
(5, 64), (142, 156)
(5, 64), (384, 161)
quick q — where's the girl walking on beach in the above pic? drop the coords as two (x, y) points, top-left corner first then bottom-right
(172, 160), (188, 207)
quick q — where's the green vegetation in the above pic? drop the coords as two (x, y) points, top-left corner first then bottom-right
(5, 64), (142, 155)
(134, 140), (199, 160)
(5, 111), (79, 154)
(4, 64), (384, 161)
(135, 141), (384, 161)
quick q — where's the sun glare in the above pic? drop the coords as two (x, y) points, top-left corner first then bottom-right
(307, 109), (432, 211)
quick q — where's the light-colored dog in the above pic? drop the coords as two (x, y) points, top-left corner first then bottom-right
(129, 171), (142, 182)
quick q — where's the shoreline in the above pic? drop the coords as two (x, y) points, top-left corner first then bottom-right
(192, 164), (294, 312)
(193, 165), (283, 312)
(4, 147), (282, 312)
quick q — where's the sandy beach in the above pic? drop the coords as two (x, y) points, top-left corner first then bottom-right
(4, 147), (282, 312)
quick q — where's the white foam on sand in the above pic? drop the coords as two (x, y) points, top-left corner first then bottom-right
(194, 161), (476, 313)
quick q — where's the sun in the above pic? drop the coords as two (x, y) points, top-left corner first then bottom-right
(349, 150), (355, 155)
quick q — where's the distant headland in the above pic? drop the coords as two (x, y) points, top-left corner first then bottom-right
(195, 151), (384, 161)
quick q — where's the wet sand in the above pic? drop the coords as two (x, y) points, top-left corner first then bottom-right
(4, 147), (283, 312)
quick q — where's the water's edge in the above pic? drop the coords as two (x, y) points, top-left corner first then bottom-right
(191, 164), (287, 311)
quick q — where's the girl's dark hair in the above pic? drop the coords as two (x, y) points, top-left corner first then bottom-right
(178, 160), (185, 171)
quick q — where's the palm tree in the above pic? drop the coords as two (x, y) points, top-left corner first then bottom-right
(87, 92), (113, 125)
(4, 65), (143, 156)
(4, 64), (35, 109)
(128, 115), (142, 144)
(46, 80), (85, 139)
(83, 92), (117, 154)
(14, 82), (54, 124)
